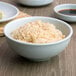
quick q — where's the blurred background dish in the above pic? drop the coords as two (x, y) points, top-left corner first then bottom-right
(54, 4), (76, 22)
(17, 0), (53, 6)
(0, 1), (19, 22)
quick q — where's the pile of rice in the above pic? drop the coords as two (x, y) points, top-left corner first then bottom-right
(11, 20), (65, 43)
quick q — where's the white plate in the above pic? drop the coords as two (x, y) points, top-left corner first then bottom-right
(54, 4), (76, 22)
(0, 1), (19, 22)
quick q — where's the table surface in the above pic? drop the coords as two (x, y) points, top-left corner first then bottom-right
(0, 0), (76, 76)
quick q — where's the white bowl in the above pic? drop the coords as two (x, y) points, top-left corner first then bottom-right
(54, 4), (76, 22)
(17, 0), (53, 6)
(0, 1), (19, 22)
(4, 17), (73, 61)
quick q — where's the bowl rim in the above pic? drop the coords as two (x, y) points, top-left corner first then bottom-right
(0, 1), (19, 22)
(4, 16), (73, 46)
(54, 3), (76, 17)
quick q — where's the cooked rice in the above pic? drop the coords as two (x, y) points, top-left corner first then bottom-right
(11, 20), (65, 43)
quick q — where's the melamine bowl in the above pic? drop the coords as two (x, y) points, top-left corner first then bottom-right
(4, 17), (73, 61)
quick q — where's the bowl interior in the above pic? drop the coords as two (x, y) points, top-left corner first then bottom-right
(0, 2), (19, 22)
(4, 17), (71, 42)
